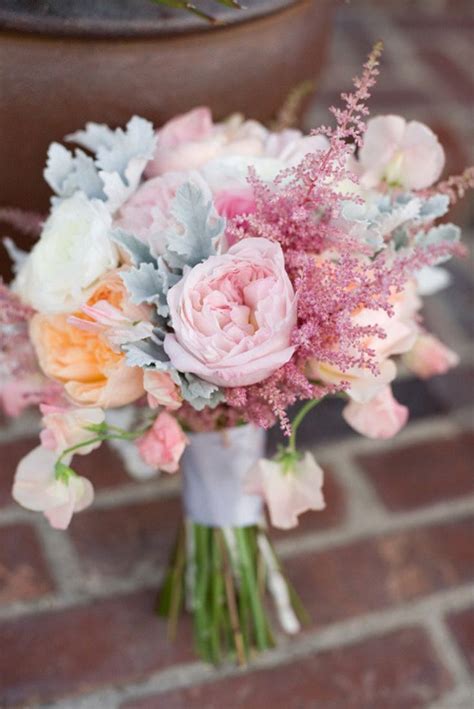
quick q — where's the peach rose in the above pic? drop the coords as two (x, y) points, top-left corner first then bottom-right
(30, 272), (144, 408)
(164, 237), (297, 387)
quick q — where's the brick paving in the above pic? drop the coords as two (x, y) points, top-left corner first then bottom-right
(0, 1), (473, 707)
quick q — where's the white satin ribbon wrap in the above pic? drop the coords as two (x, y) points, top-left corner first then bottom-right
(181, 424), (266, 527)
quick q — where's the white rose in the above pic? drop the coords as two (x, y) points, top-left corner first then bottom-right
(15, 192), (118, 314)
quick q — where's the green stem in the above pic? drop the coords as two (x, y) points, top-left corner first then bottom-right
(288, 399), (320, 452)
(235, 527), (268, 652)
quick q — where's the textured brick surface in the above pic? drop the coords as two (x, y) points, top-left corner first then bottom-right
(0, 524), (54, 604)
(125, 628), (452, 709)
(288, 517), (474, 627)
(0, 591), (193, 706)
(0, 437), (38, 508)
(357, 431), (474, 511)
(447, 607), (474, 673)
(69, 497), (182, 580)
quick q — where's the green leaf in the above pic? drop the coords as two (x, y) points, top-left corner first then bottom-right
(54, 462), (76, 483)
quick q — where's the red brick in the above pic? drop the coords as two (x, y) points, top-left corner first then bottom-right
(272, 467), (346, 539)
(0, 437), (132, 509)
(0, 590), (193, 706)
(286, 516), (474, 628)
(124, 627), (451, 709)
(447, 606), (474, 672)
(357, 432), (474, 512)
(69, 497), (181, 580)
(0, 524), (54, 604)
(419, 49), (474, 102)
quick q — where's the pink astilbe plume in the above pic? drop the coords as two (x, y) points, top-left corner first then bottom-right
(224, 42), (462, 432)
(0, 281), (62, 416)
(427, 166), (474, 205)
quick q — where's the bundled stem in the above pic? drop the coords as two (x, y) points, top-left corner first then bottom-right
(158, 522), (305, 664)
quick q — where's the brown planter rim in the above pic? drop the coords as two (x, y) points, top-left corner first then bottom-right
(0, 0), (308, 39)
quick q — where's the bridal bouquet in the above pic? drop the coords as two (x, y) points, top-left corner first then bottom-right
(2, 45), (472, 664)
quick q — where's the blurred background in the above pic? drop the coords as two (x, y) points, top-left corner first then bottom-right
(0, 1), (473, 707)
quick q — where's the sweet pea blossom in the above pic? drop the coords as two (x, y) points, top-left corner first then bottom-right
(402, 334), (459, 379)
(308, 283), (421, 404)
(136, 412), (187, 472)
(244, 452), (325, 529)
(14, 192), (119, 314)
(12, 446), (94, 530)
(40, 405), (105, 455)
(356, 115), (445, 190)
(143, 371), (182, 410)
(342, 385), (408, 439)
(164, 237), (297, 387)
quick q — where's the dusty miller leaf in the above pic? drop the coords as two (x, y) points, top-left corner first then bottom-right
(165, 182), (225, 269)
(121, 260), (179, 316)
(112, 229), (157, 266)
(179, 374), (225, 411)
(44, 144), (105, 200)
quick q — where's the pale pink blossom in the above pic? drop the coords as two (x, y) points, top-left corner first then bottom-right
(12, 446), (94, 529)
(1, 376), (63, 417)
(356, 115), (445, 190)
(343, 385), (408, 439)
(40, 405), (105, 455)
(116, 171), (214, 255)
(308, 283), (421, 404)
(164, 237), (297, 387)
(136, 412), (187, 473)
(403, 334), (459, 379)
(146, 107), (329, 179)
(244, 452), (325, 529)
(143, 370), (182, 410)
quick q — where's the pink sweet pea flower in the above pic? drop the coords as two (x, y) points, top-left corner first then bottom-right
(357, 115), (445, 190)
(343, 385), (408, 439)
(308, 282), (421, 404)
(143, 370), (182, 411)
(136, 412), (187, 473)
(402, 334), (459, 379)
(40, 405), (105, 455)
(164, 237), (297, 387)
(244, 452), (325, 530)
(12, 446), (94, 530)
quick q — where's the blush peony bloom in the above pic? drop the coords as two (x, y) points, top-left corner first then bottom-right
(164, 237), (297, 387)
(357, 115), (445, 190)
(116, 171), (215, 256)
(343, 385), (408, 439)
(40, 405), (105, 455)
(143, 370), (182, 410)
(30, 272), (144, 408)
(12, 446), (94, 530)
(402, 334), (459, 379)
(136, 412), (187, 472)
(244, 452), (325, 529)
(146, 107), (329, 179)
(14, 192), (119, 314)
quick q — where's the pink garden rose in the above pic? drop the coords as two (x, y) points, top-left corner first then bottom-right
(164, 237), (297, 387)
(40, 405), (105, 455)
(12, 446), (94, 530)
(143, 370), (182, 411)
(136, 411), (187, 472)
(402, 333), (459, 379)
(356, 115), (445, 190)
(245, 452), (325, 529)
(342, 385), (408, 439)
